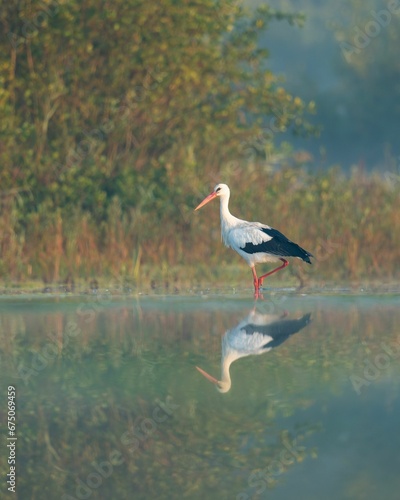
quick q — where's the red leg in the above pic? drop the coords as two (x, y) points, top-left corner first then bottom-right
(251, 268), (264, 299)
(251, 266), (259, 293)
(258, 258), (289, 287)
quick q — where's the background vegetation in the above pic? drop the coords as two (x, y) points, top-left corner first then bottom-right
(257, 0), (400, 168)
(0, 0), (399, 289)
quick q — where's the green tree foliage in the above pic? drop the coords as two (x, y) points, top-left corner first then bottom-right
(0, 0), (314, 221)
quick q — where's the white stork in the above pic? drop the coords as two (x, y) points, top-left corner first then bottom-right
(196, 309), (312, 393)
(195, 183), (313, 296)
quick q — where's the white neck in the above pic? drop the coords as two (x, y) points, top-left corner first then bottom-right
(219, 355), (234, 393)
(219, 192), (241, 245)
(219, 191), (231, 219)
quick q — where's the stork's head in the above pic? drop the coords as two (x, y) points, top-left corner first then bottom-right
(196, 366), (231, 393)
(195, 183), (230, 210)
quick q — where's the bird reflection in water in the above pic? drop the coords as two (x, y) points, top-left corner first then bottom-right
(196, 309), (311, 393)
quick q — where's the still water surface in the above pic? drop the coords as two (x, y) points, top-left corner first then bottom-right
(0, 291), (399, 499)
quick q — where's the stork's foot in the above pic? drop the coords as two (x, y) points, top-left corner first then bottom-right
(252, 267), (265, 298)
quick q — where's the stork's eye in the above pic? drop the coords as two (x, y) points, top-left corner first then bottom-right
(216, 187), (221, 192)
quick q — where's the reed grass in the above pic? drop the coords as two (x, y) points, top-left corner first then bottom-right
(0, 165), (399, 289)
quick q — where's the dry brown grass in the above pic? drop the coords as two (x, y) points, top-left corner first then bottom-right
(0, 166), (399, 289)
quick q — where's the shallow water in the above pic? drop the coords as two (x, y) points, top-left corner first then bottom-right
(0, 291), (400, 499)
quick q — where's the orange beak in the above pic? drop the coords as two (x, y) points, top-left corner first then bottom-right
(195, 191), (217, 211)
(196, 366), (220, 385)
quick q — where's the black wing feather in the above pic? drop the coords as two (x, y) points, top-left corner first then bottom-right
(240, 227), (313, 264)
(243, 313), (312, 349)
